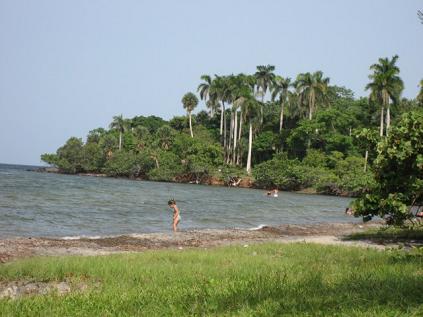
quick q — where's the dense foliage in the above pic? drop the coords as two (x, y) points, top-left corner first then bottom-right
(42, 57), (422, 209)
(353, 111), (423, 224)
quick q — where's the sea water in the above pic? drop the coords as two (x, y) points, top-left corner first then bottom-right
(0, 163), (354, 238)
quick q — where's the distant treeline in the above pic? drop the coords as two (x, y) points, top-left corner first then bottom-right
(42, 57), (423, 198)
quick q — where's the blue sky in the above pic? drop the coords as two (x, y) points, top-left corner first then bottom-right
(0, 0), (422, 165)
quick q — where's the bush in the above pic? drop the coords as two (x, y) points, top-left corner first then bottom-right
(253, 153), (303, 190)
(147, 151), (183, 181)
(104, 151), (154, 177)
(353, 111), (423, 225)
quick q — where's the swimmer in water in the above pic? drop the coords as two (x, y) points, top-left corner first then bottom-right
(168, 199), (181, 232)
(266, 189), (279, 197)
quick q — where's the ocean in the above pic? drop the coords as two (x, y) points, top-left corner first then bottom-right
(0, 163), (354, 238)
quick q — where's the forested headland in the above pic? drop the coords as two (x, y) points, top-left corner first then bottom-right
(42, 56), (423, 202)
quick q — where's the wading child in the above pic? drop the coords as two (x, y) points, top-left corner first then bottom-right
(168, 199), (181, 232)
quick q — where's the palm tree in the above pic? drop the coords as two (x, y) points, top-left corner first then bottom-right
(155, 125), (175, 150)
(209, 76), (223, 136)
(181, 92), (199, 138)
(271, 76), (292, 132)
(366, 55), (404, 136)
(295, 71), (330, 120)
(241, 95), (262, 175)
(197, 75), (213, 116)
(210, 75), (231, 145)
(254, 65), (275, 102)
(417, 79), (423, 106)
(109, 114), (129, 150)
(206, 98), (220, 118)
(133, 126), (150, 151)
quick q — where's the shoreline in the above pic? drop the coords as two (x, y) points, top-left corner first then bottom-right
(0, 222), (393, 263)
(33, 168), (358, 197)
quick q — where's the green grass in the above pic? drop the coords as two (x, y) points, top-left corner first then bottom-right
(1, 243), (422, 316)
(345, 225), (423, 243)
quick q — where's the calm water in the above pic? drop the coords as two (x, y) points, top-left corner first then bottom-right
(0, 163), (354, 238)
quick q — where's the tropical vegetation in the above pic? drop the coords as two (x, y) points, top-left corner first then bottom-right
(41, 56), (422, 221)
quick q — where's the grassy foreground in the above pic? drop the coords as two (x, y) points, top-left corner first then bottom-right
(1, 243), (422, 316)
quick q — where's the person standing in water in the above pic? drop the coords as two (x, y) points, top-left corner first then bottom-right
(168, 199), (181, 232)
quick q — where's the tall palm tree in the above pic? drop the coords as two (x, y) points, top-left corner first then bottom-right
(254, 65), (275, 102)
(109, 114), (129, 150)
(206, 98), (220, 117)
(271, 76), (292, 132)
(366, 55), (404, 136)
(242, 95), (262, 175)
(417, 79), (423, 106)
(181, 92), (199, 138)
(210, 75), (231, 145)
(197, 75), (213, 116)
(295, 71), (330, 120)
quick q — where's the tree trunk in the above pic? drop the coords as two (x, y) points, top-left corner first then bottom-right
(364, 150), (368, 172)
(238, 110), (243, 141)
(246, 123), (253, 175)
(279, 101), (284, 132)
(189, 112), (193, 138)
(380, 106), (384, 137)
(223, 105), (227, 160)
(233, 111), (238, 164)
(226, 111), (233, 164)
(386, 101), (391, 135)
(220, 102), (225, 136)
(119, 132), (122, 150)
(308, 93), (314, 120)
(236, 112), (243, 166)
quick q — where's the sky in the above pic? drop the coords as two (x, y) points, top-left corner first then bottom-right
(0, 0), (422, 165)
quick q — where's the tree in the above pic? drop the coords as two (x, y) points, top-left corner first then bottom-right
(295, 71), (330, 120)
(155, 125), (176, 149)
(181, 92), (199, 138)
(353, 128), (379, 172)
(130, 115), (167, 133)
(417, 79), (423, 107)
(210, 75), (231, 139)
(366, 55), (404, 136)
(41, 137), (85, 173)
(353, 111), (423, 225)
(87, 128), (106, 144)
(242, 96), (262, 174)
(254, 65), (275, 102)
(109, 115), (129, 150)
(133, 126), (151, 151)
(271, 76), (292, 132)
(197, 75), (215, 117)
(418, 10), (423, 24)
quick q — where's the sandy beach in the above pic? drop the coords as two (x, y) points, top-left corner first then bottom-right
(0, 222), (397, 264)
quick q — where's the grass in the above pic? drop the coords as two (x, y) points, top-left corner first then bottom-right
(0, 243), (422, 316)
(345, 225), (423, 243)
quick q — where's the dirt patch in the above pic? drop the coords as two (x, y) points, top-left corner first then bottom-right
(0, 280), (91, 299)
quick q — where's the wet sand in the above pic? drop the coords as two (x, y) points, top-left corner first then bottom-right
(0, 222), (395, 263)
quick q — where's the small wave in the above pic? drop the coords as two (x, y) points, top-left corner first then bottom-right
(248, 224), (267, 231)
(61, 235), (102, 240)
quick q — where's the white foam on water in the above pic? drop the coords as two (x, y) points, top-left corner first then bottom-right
(61, 235), (102, 240)
(248, 224), (267, 231)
